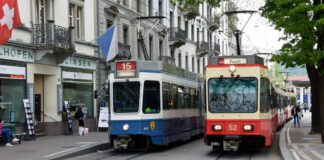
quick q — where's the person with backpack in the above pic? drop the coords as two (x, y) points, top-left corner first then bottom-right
(291, 104), (301, 128)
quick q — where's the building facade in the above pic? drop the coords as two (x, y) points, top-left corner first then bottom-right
(97, 0), (232, 77)
(0, 0), (98, 136)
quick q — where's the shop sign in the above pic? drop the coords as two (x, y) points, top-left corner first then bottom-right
(0, 65), (26, 79)
(60, 57), (96, 70)
(0, 45), (34, 62)
(62, 71), (93, 81)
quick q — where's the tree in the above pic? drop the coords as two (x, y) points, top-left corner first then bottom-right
(261, 0), (324, 143)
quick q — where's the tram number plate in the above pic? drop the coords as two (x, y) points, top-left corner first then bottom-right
(228, 124), (238, 131)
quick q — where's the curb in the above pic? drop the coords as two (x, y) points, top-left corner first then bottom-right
(49, 142), (111, 160)
(279, 120), (294, 160)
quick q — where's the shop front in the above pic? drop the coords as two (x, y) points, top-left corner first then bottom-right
(0, 45), (34, 127)
(60, 56), (97, 132)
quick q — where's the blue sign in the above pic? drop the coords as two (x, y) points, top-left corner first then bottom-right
(303, 95), (308, 103)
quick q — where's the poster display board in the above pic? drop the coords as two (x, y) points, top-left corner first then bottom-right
(23, 99), (35, 138)
(98, 107), (109, 128)
(64, 101), (73, 133)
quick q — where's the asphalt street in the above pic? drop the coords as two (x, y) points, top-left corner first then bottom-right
(65, 132), (282, 160)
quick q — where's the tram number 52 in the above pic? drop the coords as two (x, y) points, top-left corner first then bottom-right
(228, 124), (238, 131)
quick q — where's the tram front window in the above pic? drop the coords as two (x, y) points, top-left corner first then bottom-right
(208, 77), (257, 113)
(113, 82), (140, 113)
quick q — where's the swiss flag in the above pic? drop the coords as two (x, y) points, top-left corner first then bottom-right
(0, 0), (21, 45)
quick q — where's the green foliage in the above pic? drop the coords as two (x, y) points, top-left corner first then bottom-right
(172, 0), (221, 8)
(261, 0), (324, 69)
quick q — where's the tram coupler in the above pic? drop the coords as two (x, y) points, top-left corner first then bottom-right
(113, 136), (134, 150)
(223, 135), (240, 151)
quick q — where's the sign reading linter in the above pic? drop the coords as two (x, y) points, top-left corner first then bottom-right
(0, 45), (34, 62)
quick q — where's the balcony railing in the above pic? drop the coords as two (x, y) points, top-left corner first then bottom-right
(208, 16), (220, 31)
(183, 8), (200, 20)
(33, 22), (73, 50)
(168, 27), (187, 48)
(196, 41), (209, 57)
(197, 41), (209, 51)
(210, 43), (221, 55)
(159, 56), (175, 65)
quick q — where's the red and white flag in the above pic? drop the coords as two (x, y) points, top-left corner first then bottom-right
(0, 0), (21, 45)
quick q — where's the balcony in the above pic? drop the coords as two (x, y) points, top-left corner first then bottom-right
(210, 43), (221, 56)
(208, 16), (220, 31)
(32, 21), (74, 63)
(196, 41), (209, 57)
(183, 8), (200, 20)
(168, 27), (187, 49)
(159, 56), (175, 65)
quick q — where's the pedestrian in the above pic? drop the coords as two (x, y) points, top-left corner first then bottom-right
(0, 118), (19, 147)
(75, 106), (85, 136)
(291, 104), (301, 128)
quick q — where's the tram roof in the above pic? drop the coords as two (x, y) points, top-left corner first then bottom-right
(112, 60), (198, 81)
(208, 55), (264, 65)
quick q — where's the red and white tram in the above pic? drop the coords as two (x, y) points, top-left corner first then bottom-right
(204, 55), (294, 151)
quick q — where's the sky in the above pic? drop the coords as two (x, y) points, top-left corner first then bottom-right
(230, 0), (307, 77)
(230, 0), (284, 54)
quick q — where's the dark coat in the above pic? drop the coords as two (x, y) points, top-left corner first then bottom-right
(291, 105), (301, 116)
(75, 107), (84, 120)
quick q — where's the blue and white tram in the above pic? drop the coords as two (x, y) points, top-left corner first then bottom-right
(109, 60), (204, 150)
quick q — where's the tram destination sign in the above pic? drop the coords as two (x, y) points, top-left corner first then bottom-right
(115, 61), (137, 78)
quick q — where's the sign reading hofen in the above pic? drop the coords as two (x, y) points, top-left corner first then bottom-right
(0, 45), (34, 62)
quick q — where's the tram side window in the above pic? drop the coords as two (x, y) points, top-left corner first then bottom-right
(163, 82), (171, 110)
(260, 78), (270, 113)
(271, 87), (277, 109)
(183, 87), (191, 109)
(190, 88), (195, 108)
(178, 86), (185, 109)
(143, 81), (160, 114)
(170, 84), (178, 109)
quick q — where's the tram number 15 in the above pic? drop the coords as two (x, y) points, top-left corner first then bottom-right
(228, 124), (238, 131)
(117, 61), (136, 71)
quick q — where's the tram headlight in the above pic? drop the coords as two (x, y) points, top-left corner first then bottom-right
(123, 124), (129, 131)
(229, 65), (236, 73)
(243, 125), (254, 131)
(213, 124), (222, 131)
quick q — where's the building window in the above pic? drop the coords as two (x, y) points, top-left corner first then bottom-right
(178, 53), (182, 68)
(137, 32), (141, 59)
(178, 16), (181, 28)
(185, 55), (188, 70)
(191, 24), (194, 41)
(192, 57), (195, 72)
(185, 21), (188, 38)
(36, 0), (46, 25)
(148, 0), (152, 16)
(149, 35), (153, 60)
(122, 0), (128, 7)
(159, 0), (163, 24)
(123, 25), (128, 45)
(170, 11), (173, 27)
(69, 3), (83, 40)
(197, 59), (200, 73)
(159, 39), (163, 58)
(134, 0), (140, 13)
(106, 19), (113, 29)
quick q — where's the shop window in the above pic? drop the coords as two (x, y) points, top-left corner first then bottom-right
(0, 79), (26, 123)
(63, 83), (93, 117)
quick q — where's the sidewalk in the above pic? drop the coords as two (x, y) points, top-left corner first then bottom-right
(279, 111), (324, 160)
(0, 131), (109, 160)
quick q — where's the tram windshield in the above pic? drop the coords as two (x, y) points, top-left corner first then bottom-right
(113, 82), (140, 113)
(208, 77), (257, 113)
